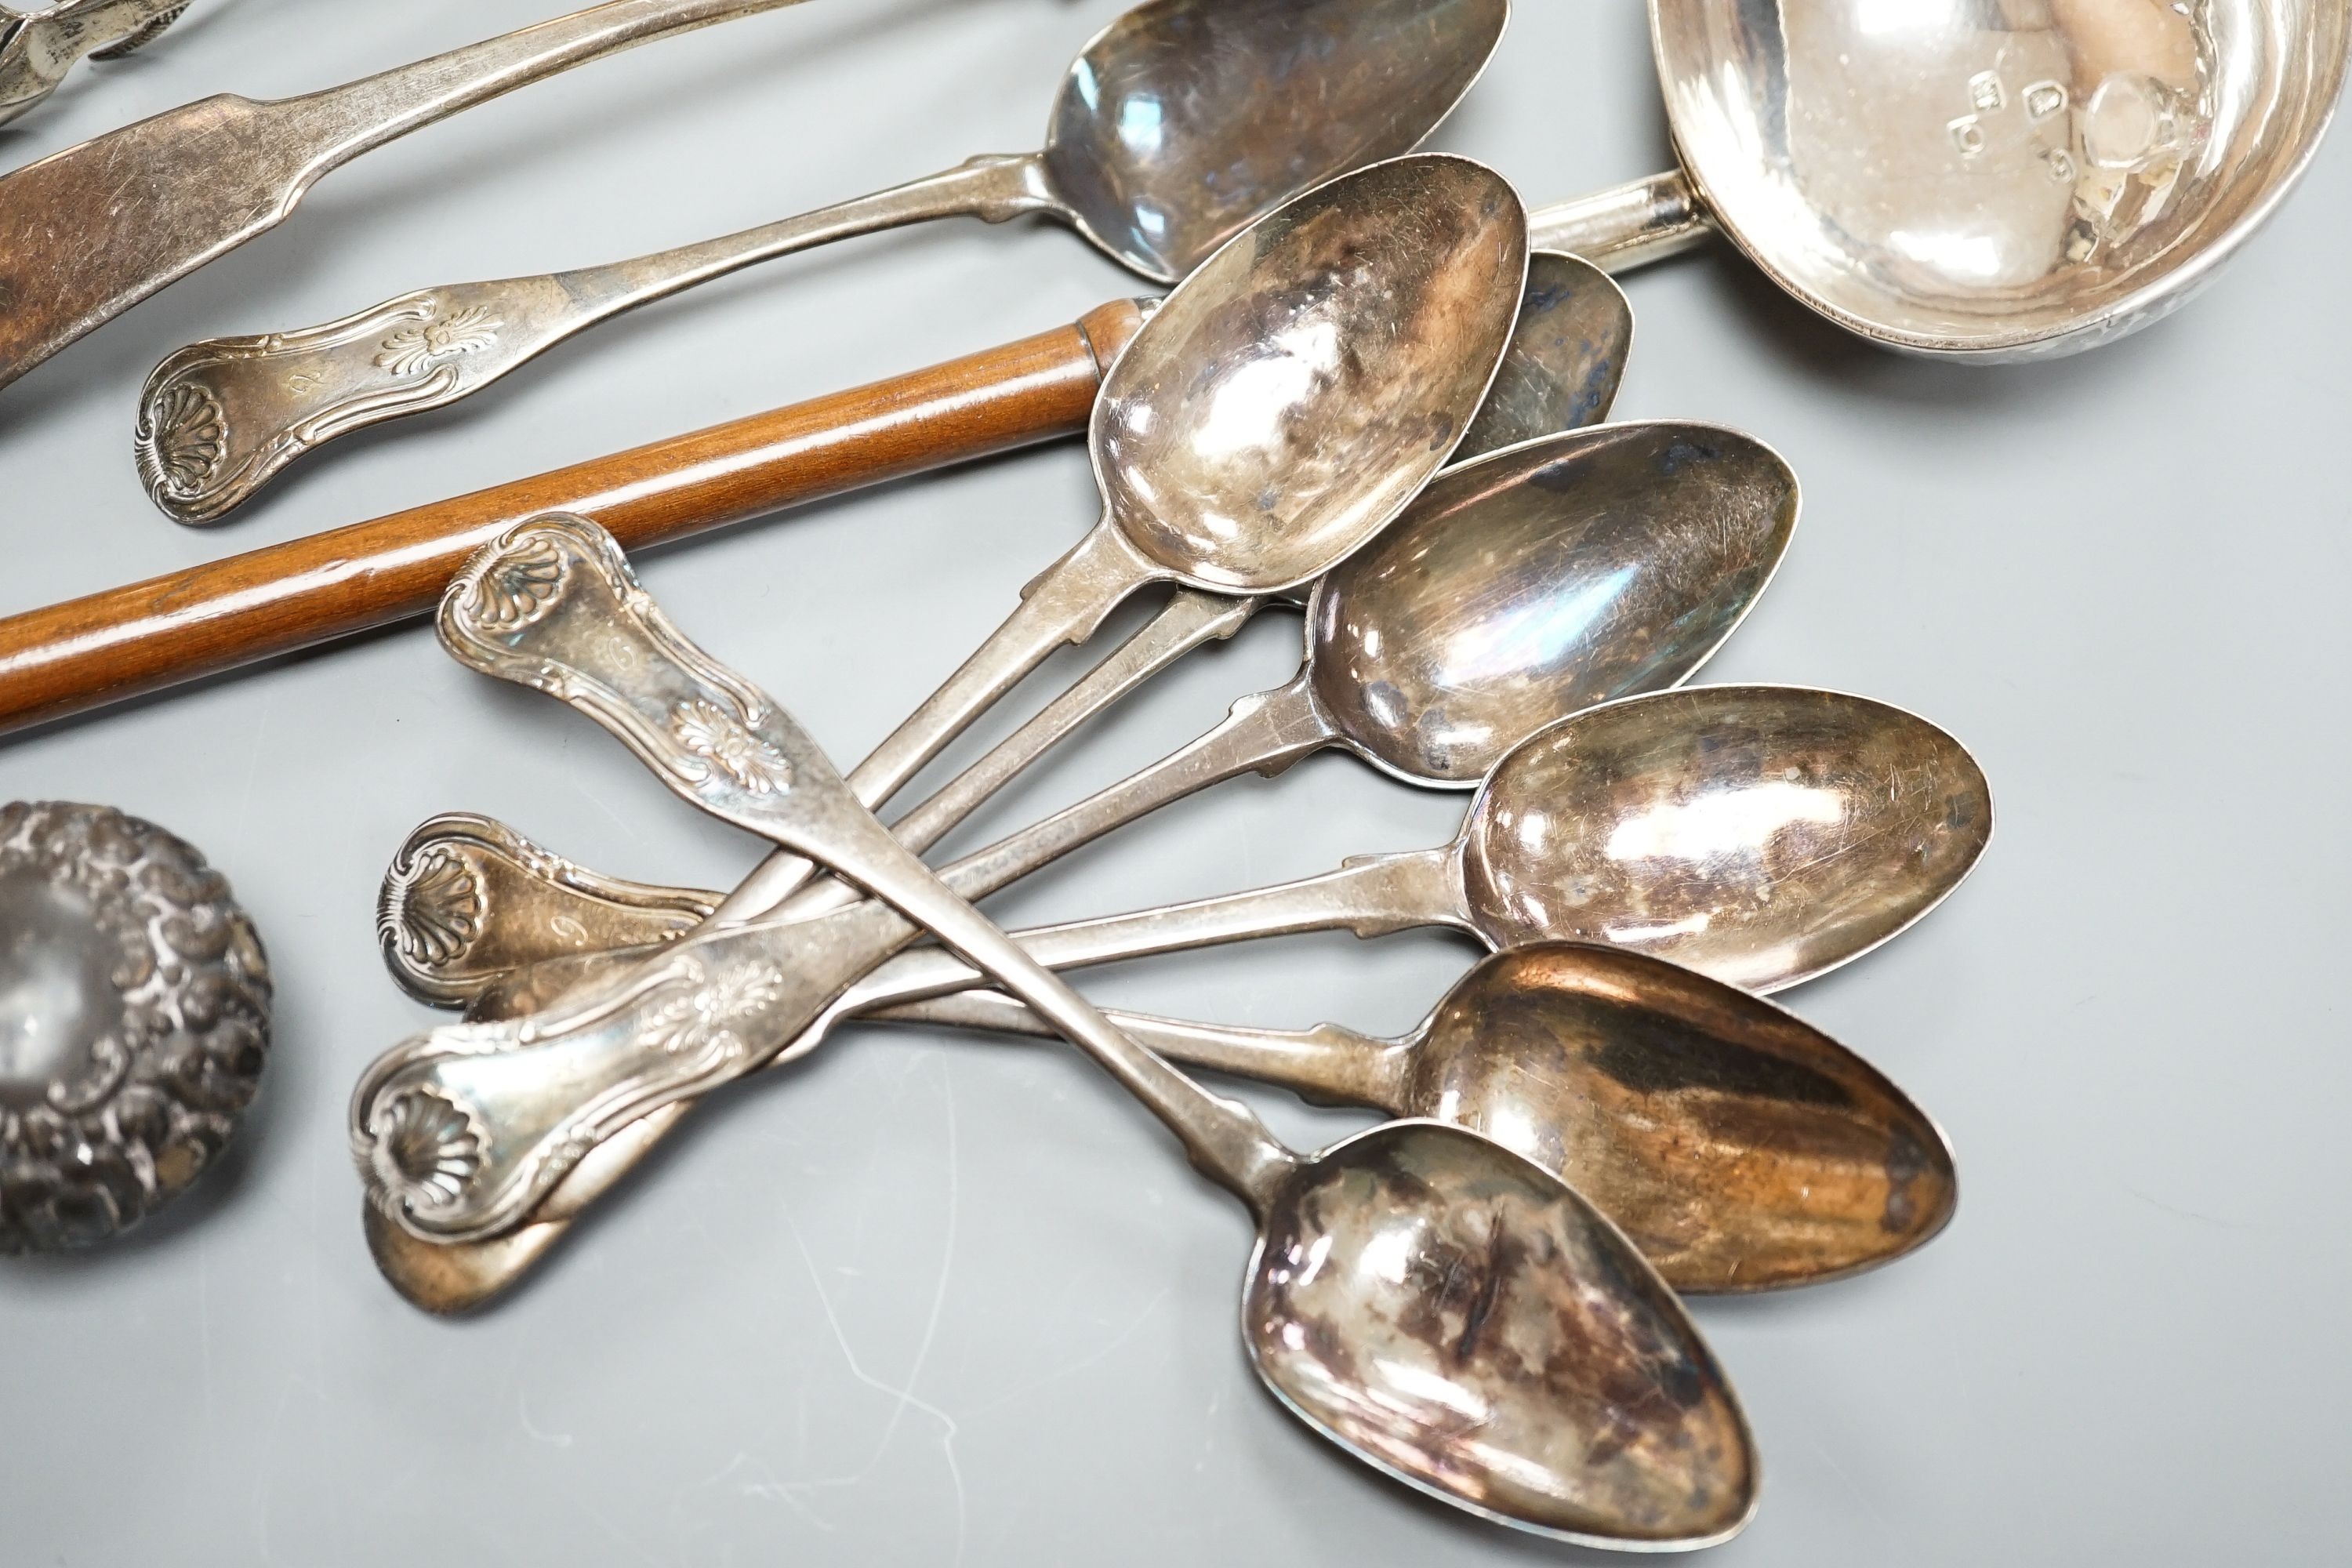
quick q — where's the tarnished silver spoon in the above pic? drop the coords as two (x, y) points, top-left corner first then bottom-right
(136, 0), (1509, 522)
(832, 685), (1992, 1023)
(880, 942), (1958, 1294)
(357, 514), (1760, 1550)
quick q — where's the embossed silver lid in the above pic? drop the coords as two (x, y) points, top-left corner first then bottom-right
(0, 801), (270, 1252)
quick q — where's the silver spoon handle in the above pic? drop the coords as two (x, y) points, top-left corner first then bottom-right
(1527, 172), (1716, 274)
(140, 153), (1058, 525)
(354, 514), (1296, 1236)
(920, 667), (1333, 901)
(761, 585), (1261, 924)
(706, 519), (1162, 922)
(0, 0), (810, 390)
(822, 847), (1470, 1024)
(378, 586), (1255, 1007)
(869, 985), (1412, 1112)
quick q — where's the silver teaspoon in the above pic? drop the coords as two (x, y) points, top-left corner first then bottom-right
(354, 516), (1760, 1550)
(135, 0), (1508, 523)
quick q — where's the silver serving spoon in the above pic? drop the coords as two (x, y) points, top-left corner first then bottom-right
(0, 0), (189, 127)
(135, 0), (1508, 522)
(1532, 0), (2349, 358)
(383, 415), (1787, 1011)
(0, 0), (818, 393)
(358, 514), (1760, 1549)
(877, 942), (1958, 1294)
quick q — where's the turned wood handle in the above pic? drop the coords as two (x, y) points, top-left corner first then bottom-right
(0, 298), (1145, 740)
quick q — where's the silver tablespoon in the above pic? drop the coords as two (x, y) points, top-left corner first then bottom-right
(1534, 0), (2349, 358)
(805, 682), (1995, 1033)
(377, 252), (1632, 1008)
(383, 415), (1787, 1009)
(353, 517), (1760, 1549)
(136, 0), (1510, 523)
(876, 942), (1958, 1294)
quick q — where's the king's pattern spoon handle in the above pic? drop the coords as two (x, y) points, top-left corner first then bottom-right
(379, 586), (1254, 1007)
(362, 514), (1295, 1228)
(140, 153), (1059, 524)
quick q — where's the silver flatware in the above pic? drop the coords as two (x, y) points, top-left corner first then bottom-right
(881, 942), (1958, 1294)
(136, 0), (1509, 521)
(357, 515), (1760, 1550)
(385, 413), (1784, 1011)
(0, 0), (813, 394)
(1532, 0), (2350, 358)
(550, 153), (1523, 958)
(0, 0), (189, 127)
(361, 676), (1981, 1308)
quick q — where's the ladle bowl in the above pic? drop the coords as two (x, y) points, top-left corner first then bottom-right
(1650, 0), (2350, 357)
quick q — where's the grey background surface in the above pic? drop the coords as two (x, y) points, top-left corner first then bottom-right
(2, 2), (2346, 1563)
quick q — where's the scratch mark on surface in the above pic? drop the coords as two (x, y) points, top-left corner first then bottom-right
(519, 1388), (575, 1448)
(2117, 1181), (2270, 1232)
(757, 1054), (967, 1563)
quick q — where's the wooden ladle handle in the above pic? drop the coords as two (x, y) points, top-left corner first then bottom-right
(0, 299), (1145, 741)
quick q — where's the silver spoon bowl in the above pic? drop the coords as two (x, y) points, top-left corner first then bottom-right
(1250, 1119), (1758, 1548)
(884, 940), (1959, 1293)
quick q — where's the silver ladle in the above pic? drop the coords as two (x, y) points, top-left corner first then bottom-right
(135, 0), (1509, 522)
(1533, 0), (2350, 358)
(880, 942), (1958, 1294)
(357, 517), (1760, 1550)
